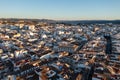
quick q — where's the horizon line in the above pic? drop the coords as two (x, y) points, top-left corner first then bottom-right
(0, 17), (120, 21)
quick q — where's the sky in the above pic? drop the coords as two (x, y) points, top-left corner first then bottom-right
(0, 0), (120, 20)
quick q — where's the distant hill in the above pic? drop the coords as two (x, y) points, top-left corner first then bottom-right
(0, 18), (56, 23)
(57, 20), (120, 25)
(0, 18), (57, 25)
(0, 18), (120, 25)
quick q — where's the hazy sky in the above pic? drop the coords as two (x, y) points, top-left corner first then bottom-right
(0, 0), (120, 20)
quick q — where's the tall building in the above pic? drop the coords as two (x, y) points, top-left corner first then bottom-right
(104, 34), (112, 54)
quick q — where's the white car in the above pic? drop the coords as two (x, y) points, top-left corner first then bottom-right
(1, 54), (8, 60)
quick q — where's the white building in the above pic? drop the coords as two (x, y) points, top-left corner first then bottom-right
(54, 42), (78, 53)
(4, 75), (16, 80)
